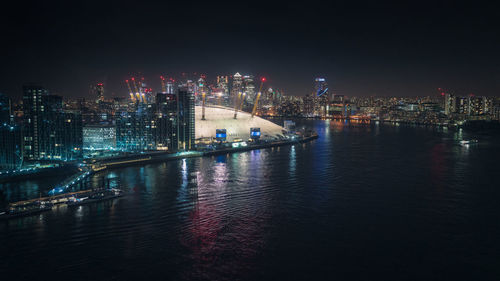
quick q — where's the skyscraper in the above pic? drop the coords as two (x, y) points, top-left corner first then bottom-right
(444, 93), (455, 115)
(155, 88), (195, 152)
(243, 75), (255, 102)
(22, 85), (82, 161)
(177, 87), (195, 151)
(217, 76), (229, 96)
(115, 104), (156, 151)
(231, 73), (243, 104)
(22, 84), (49, 160)
(96, 83), (104, 103)
(314, 78), (328, 97)
(468, 96), (487, 116)
(156, 92), (178, 150)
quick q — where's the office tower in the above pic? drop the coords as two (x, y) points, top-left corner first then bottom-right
(38, 96), (82, 161)
(156, 92), (178, 150)
(243, 75), (255, 102)
(155, 89), (194, 152)
(165, 79), (175, 95)
(217, 76), (229, 96)
(83, 125), (116, 150)
(444, 93), (456, 115)
(177, 87), (195, 151)
(22, 85), (82, 161)
(115, 103), (156, 151)
(96, 83), (104, 103)
(468, 96), (486, 116)
(455, 97), (469, 115)
(231, 72), (243, 103)
(22, 84), (49, 160)
(314, 78), (328, 97)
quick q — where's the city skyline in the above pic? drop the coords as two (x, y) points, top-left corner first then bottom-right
(2, 2), (500, 280)
(1, 1), (500, 98)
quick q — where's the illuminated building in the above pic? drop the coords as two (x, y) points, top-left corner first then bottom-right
(22, 84), (49, 160)
(195, 106), (284, 141)
(156, 92), (178, 150)
(444, 93), (455, 115)
(468, 96), (487, 116)
(314, 78), (328, 97)
(217, 76), (229, 96)
(96, 83), (104, 103)
(231, 72), (243, 103)
(153, 88), (195, 152)
(455, 97), (469, 115)
(243, 75), (255, 102)
(303, 94), (315, 116)
(166, 79), (175, 94)
(115, 104), (156, 151)
(22, 86), (81, 161)
(177, 87), (195, 151)
(37, 106), (82, 161)
(83, 125), (116, 150)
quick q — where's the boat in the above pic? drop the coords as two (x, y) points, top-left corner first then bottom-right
(0, 188), (124, 220)
(460, 139), (478, 145)
(0, 202), (53, 220)
(66, 188), (123, 206)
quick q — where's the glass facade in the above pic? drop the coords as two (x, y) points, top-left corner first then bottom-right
(83, 125), (116, 150)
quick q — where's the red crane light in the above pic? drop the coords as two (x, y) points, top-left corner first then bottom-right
(261, 77), (266, 82)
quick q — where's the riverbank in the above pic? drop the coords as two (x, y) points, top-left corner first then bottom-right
(1, 134), (319, 205)
(92, 134), (319, 171)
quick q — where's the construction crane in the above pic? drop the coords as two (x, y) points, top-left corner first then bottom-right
(160, 76), (167, 93)
(140, 77), (146, 102)
(131, 77), (141, 102)
(125, 79), (135, 102)
(252, 77), (266, 117)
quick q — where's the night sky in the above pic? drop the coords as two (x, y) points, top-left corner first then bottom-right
(1, 1), (499, 99)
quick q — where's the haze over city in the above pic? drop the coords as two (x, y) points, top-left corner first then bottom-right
(1, 1), (499, 98)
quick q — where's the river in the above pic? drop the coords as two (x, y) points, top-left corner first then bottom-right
(1, 120), (499, 280)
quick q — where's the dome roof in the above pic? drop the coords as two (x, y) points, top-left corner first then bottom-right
(195, 106), (285, 141)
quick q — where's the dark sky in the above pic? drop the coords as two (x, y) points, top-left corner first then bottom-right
(1, 1), (499, 99)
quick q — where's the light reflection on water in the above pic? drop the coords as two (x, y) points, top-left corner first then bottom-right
(1, 120), (500, 280)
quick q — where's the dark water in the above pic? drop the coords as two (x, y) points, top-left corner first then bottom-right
(1, 120), (500, 281)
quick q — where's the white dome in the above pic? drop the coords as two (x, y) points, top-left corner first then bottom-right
(195, 106), (285, 141)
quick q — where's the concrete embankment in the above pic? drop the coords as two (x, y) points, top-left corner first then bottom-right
(95, 135), (319, 170)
